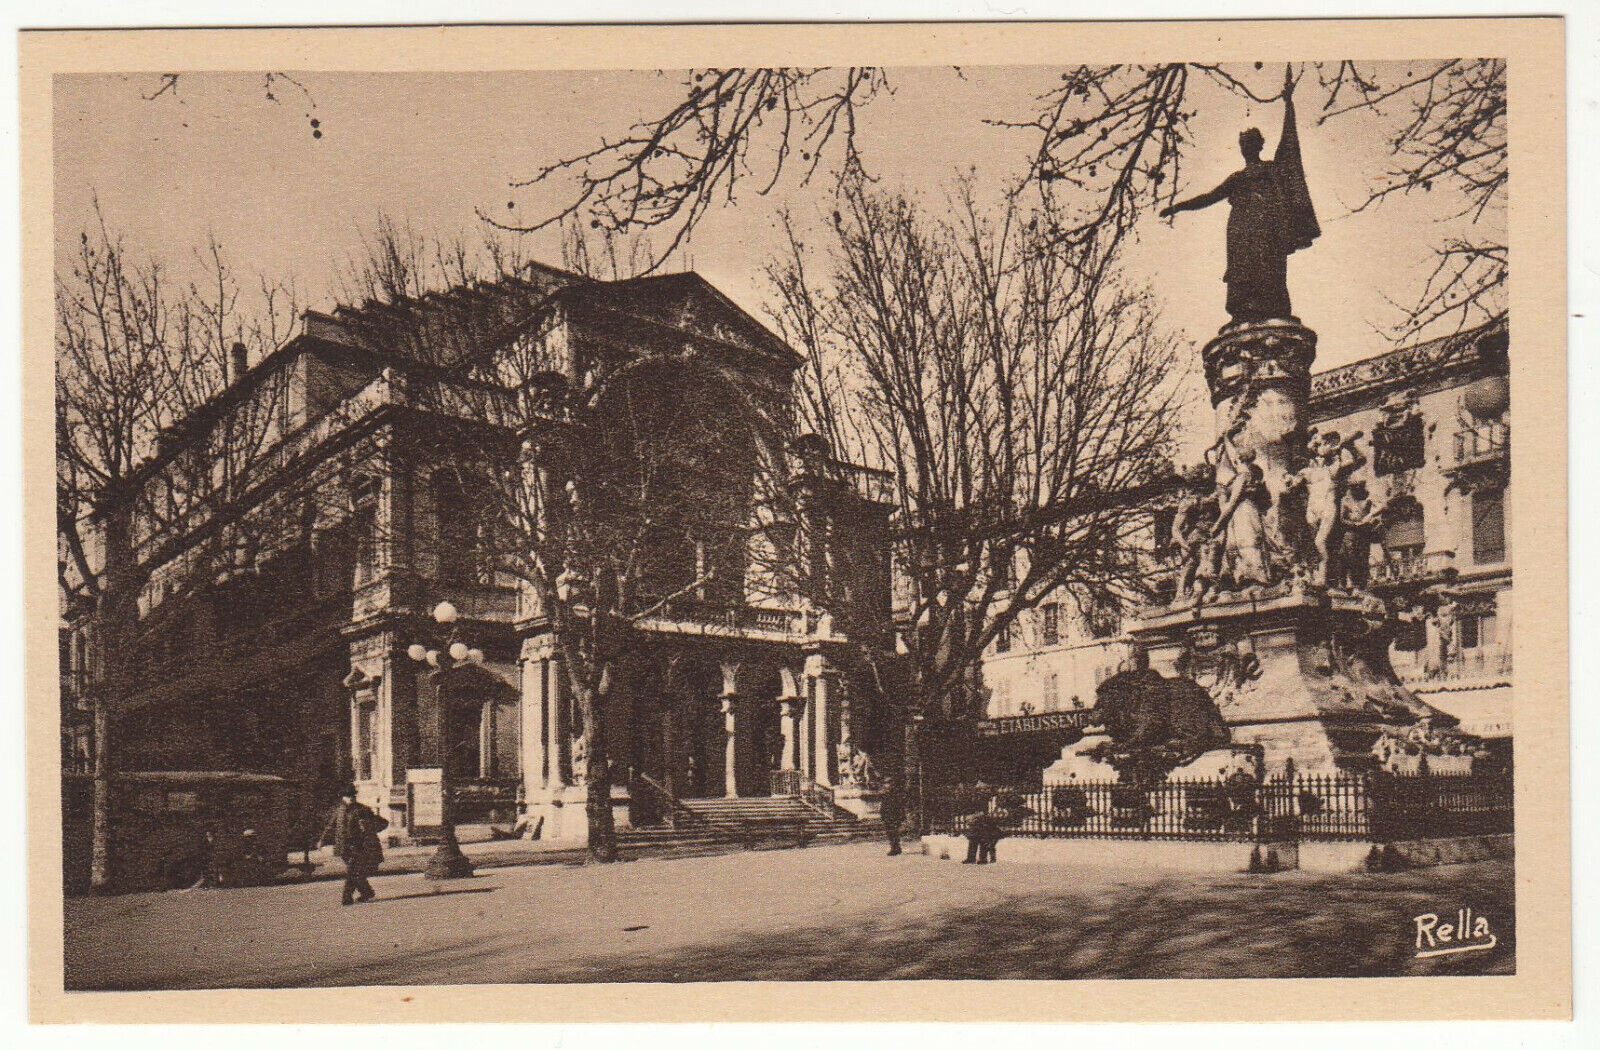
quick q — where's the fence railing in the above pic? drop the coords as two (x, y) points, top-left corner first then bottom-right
(922, 773), (1512, 843)
(633, 773), (707, 830)
(1369, 549), (1457, 586)
(798, 780), (855, 822)
(1454, 420), (1509, 466)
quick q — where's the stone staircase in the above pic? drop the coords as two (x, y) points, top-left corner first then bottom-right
(616, 792), (879, 853)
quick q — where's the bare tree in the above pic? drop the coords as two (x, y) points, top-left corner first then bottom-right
(487, 68), (888, 264)
(517, 61), (1504, 338)
(337, 218), (802, 861)
(767, 178), (1185, 740)
(57, 207), (302, 889)
(1315, 60), (1505, 336)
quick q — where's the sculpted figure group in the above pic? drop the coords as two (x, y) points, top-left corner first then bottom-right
(1170, 418), (1384, 603)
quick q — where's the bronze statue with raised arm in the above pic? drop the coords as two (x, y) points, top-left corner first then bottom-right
(1160, 65), (1321, 324)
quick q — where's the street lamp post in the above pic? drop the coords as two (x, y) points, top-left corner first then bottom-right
(407, 599), (484, 880)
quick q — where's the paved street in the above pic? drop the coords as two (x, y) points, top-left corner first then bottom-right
(64, 841), (1515, 988)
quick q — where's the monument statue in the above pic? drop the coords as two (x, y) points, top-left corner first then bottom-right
(1291, 428), (1368, 587)
(1335, 479), (1384, 590)
(1171, 465), (1222, 599)
(1206, 426), (1273, 588)
(1098, 67), (1472, 779)
(1160, 66), (1321, 324)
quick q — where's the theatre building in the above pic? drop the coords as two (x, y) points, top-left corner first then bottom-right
(62, 264), (896, 882)
(976, 319), (1513, 780)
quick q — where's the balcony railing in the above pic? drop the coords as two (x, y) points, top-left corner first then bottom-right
(1397, 644), (1512, 685)
(790, 449), (895, 504)
(1454, 421), (1509, 466)
(648, 598), (808, 637)
(1369, 549), (1457, 587)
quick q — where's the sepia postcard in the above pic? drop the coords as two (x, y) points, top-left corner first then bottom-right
(21, 17), (1569, 1024)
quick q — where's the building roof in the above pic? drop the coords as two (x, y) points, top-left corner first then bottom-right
(1309, 318), (1507, 419)
(111, 264), (798, 503)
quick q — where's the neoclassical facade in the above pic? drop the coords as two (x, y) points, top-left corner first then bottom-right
(65, 265), (895, 858)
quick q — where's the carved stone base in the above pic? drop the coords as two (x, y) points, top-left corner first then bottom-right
(522, 783), (632, 843)
(1131, 590), (1454, 776)
(1042, 731), (1119, 784)
(831, 786), (882, 820)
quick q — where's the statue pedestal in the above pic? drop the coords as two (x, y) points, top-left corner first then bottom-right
(831, 785), (882, 820)
(1043, 732), (1119, 784)
(1130, 586), (1451, 776)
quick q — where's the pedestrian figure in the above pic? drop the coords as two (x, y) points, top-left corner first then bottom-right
(963, 810), (1002, 864)
(1225, 765), (1261, 833)
(880, 779), (905, 856)
(320, 785), (389, 906)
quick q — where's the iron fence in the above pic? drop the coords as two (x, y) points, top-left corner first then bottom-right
(770, 769), (802, 796)
(921, 772), (1512, 844)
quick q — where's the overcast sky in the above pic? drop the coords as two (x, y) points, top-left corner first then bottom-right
(55, 64), (1496, 412)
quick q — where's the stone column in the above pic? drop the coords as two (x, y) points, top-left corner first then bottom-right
(806, 653), (834, 787)
(779, 701), (801, 772)
(721, 698), (739, 798)
(720, 661), (741, 798)
(549, 652), (572, 787)
(797, 680), (814, 781)
(519, 647), (548, 803)
(778, 666), (803, 774)
(661, 705), (680, 797)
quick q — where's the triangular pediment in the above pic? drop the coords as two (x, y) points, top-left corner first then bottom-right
(566, 273), (799, 364)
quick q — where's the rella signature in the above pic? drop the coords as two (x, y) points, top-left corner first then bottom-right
(1413, 908), (1498, 959)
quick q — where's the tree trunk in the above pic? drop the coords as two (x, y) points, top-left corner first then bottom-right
(577, 680), (618, 862)
(89, 513), (137, 893)
(88, 698), (113, 891)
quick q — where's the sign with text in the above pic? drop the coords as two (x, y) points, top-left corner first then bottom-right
(406, 767), (445, 834)
(975, 710), (1098, 738)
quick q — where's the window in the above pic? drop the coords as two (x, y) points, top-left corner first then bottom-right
(1152, 507), (1178, 557)
(1460, 612), (1497, 650)
(1373, 414), (1426, 476)
(312, 524), (357, 599)
(355, 698), (379, 782)
(1087, 595), (1121, 640)
(435, 475), (486, 585)
(992, 680), (1011, 717)
(352, 504), (379, 585)
(1382, 497), (1425, 561)
(1041, 603), (1060, 647)
(1471, 488), (1506, 564)
(1393, 616), (1426, 652)
(994, 620), (1012, 654)
(1043, 673), (1060, 710)
(445, 699), (487, 781)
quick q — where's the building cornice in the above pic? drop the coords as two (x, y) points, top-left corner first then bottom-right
(1309, 320), (1507, 421)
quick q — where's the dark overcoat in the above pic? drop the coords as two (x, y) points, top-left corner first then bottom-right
(878, 789), (905, 828)
(322, 801), (388, 877)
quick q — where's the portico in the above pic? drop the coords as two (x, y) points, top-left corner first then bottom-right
(517, 611), (865, 842)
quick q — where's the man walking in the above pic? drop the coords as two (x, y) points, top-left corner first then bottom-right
(880, 778), (906, 856)
(320, 785), (389, 905)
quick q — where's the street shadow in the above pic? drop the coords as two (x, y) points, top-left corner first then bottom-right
(523, 858), (1517, 983)
(365, 886), (499, 904)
